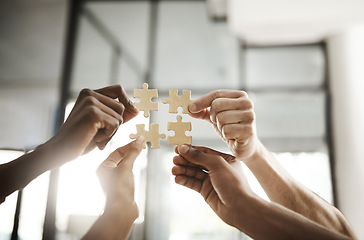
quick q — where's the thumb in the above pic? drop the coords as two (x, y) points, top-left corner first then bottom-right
(177, 145), (228, 171)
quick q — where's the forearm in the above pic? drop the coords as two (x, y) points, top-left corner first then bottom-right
(241, 141), (355, 237)
(82, 202), (137, 240)
(0, 141), (68, 202)
(235, 194), (353, 240)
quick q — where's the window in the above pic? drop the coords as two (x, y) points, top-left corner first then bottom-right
(44, 1), (335, 240)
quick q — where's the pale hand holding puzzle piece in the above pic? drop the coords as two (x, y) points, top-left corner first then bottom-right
(130, 83), (192, 149)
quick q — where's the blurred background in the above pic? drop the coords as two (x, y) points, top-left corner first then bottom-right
(1, 0), (364, 239)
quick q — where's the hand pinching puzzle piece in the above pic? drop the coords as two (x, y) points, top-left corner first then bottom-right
(162, 90), (192, 114)
(130, 123), (166, 149)
(167, 115), (192, 146)
(134, 83), (158, 118)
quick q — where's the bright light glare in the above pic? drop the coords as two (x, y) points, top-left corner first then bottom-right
(276, 152), (333, 204)
(0, 150), (24, 238)
(18, 171), (50, 240)
(56, 102), (148, 237)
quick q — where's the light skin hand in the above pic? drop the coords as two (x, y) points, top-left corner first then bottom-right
(188, 90), (258, 162)
(188, 90), (356, 238)
(82, 137), (144, 240)
(48, 85), (139, 163)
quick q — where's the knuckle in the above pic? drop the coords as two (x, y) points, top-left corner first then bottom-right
(245, 111), (255, 123)
(110, 84), (124, 97)
(116, 102), (125, 114)
(238, 98), (253, 109)
(112, 84), (123, 93)
(216, 112), (226, 125)
(84, 95), (98, 106)
(239, 90), (248, 97)
(117, 114), (123, 124)
(211, 98), (224, 110)
(243, 125), (254, 136)
(189, 148), (202, 159)
(221, 125), (232, 137)
(210, 90), (222, 100)
(79, 88), (93, 97)
(111, 118), (120, 128)
(85, 105), (100, 117)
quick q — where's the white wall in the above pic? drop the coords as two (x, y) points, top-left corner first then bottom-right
(327, 26), (364, 239)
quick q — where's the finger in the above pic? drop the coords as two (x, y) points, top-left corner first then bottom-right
(215, 110), (255, 132)
(116, 136), (144, 170)
(189, 90), (247, 114)
(172, 165), (207, 181)
(96, 138), (111, 151)
(99, 145), (129, 169)
(95, 85), (139, 122)
(175, 175), (202, 193)
(91, 109), (121, 143)
(79, 88), (126, 118)
(221, 124), (253, 141)
(80, 96), (123, 126)
(177, 145), (228, 171)
(188, 108), (211, 122)
(210, 97), (253, 124)
(173, 155), (203, 168)
(96, 130), (116, 150)
(191, 145), (236, 163)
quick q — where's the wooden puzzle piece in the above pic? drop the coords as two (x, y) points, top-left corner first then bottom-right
(134, 83), (158, 118)
(162, 90), (192, 114)
(167, 115), (192, 145)
(130, 123), (166, 149)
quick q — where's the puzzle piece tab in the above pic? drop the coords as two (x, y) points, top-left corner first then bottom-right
(162, 90), (192, 114)
(130, 123), (166, 149)
(167, 115), (192, 146)
(134, 83), (158, 118)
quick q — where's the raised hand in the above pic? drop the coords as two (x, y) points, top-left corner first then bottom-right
(188, 90), (259, 162)
(172, 145), (254, 228)
(50, 85), (139, 162)
(83, 137), (144, 240)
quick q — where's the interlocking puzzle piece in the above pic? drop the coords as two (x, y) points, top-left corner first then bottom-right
(130, 123), (166, 149)
(134, 83), (158, 118)
(167, 115), (192, 146)
(162, 90), (192, 114)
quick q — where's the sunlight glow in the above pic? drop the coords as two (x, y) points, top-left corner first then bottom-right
(56, 102), (148, 237)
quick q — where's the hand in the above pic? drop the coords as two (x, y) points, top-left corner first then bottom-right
(49, 85), (139, 161)
(82, 138), (144, 240)
(172, 145), (255, 228)
(97, 137), (144, 221)
(188, 90), (259, 162)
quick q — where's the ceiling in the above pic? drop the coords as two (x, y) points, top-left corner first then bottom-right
(0, 0), (67, 87)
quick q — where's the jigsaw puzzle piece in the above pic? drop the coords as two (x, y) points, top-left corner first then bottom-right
(167, 115), (192, 146)
(162, 89), (192, 114)
(130, 123), (166, 149)
(134, 83), (158, 118)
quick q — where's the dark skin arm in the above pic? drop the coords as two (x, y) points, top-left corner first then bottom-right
(172, 145), (353, 240)
(0, 85), (139, 204)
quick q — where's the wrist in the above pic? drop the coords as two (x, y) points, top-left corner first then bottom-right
(232, 191), (262, 232)
(237, 138), (268, 165)
(104, 199), (139, 225)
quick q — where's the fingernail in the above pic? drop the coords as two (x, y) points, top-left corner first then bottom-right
(189, 103), (196, 112)
(179, 145), (189, 154)
(136, 136), (145, 145)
